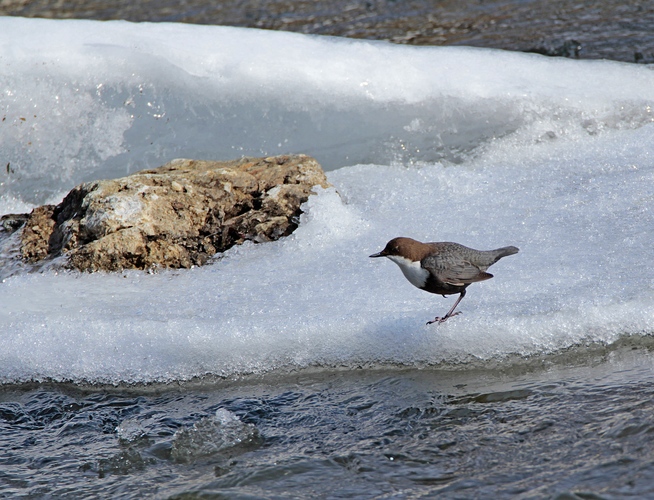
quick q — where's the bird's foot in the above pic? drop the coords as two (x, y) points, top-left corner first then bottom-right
(426, 311), (461, 325)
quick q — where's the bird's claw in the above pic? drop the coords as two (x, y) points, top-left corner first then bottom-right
(426, 311), (462, 325)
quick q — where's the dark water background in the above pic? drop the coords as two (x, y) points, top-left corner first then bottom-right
(2, 2), (654, 498)
(3, 342), (654, 498)
(2, 0), (654, 63)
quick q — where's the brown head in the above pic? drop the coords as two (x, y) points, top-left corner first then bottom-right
(369, 237), (432, 262)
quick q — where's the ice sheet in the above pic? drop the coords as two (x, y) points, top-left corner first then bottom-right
(0, 18), (653, 384)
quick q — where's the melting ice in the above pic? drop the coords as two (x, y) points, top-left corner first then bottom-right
(1, 18), (653, 385)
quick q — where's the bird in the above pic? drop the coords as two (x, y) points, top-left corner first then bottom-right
(370, 237), (519, 324)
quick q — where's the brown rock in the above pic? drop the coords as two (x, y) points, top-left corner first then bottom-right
(17, 154), (330, 272)
(20, 205), (57, 262)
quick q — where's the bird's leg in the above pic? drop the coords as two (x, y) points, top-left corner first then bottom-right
(427, 290), (466, 325)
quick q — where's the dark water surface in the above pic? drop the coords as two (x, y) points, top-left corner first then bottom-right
(1, 0), (653, 63)
(2, 342), (654, 498)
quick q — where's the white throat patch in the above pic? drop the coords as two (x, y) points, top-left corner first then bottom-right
(386, 255), (429, 289)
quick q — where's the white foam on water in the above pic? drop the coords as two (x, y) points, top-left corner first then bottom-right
(0, 18), (653, 384)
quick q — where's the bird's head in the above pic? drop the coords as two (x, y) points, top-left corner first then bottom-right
(369, 237), (423, 260)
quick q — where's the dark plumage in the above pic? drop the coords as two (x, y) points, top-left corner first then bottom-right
(370, 237), (519, 324)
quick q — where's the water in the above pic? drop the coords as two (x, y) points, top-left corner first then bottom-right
(4, 344), (654, 498)
(1, 16), (654, 498)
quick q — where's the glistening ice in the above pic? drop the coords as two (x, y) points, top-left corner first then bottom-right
(0, 18), (653, 384)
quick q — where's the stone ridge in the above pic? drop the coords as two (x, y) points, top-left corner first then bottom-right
(19, 154), (331, 272)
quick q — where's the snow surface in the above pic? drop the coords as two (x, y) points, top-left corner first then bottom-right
(1, 18), (653, 384)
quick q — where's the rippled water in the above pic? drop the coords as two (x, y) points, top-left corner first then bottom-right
(3, 341), (654, 498)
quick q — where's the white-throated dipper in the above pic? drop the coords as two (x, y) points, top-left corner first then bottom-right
(370, 237), (519, 324)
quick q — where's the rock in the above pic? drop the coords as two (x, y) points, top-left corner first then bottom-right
(19, 206), (57, 262)
(17, 154), (330, 272)
(0, 213), (29, 233)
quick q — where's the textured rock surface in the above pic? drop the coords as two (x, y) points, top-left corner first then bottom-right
(18, 154), (330, 272)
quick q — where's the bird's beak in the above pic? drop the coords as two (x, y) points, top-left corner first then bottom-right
(369, 250), (386, 258)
